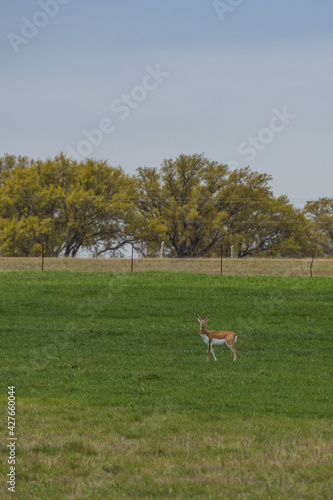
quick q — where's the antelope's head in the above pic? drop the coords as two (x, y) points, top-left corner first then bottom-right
(197, 315), (210, 329)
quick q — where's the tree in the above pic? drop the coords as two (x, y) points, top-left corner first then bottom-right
(0, 161), (62, 256)
(58, 157), (138, 257)
(135, 155), (312, 258)
(215, 168), (312, 257)
(304, 198), (333, 255)
(0, 154), (137, 257)
(0, 154), (33, 187)
(136, 154), (230, 257)
(0, 152), (317, 258)
(44, 155), (137, 257)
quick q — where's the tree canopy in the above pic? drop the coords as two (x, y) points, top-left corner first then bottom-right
(304, 198), (333, 255)
(0, 152), (327, 258)
(136, 154), (313, 258)
(0, 154), (137, 257)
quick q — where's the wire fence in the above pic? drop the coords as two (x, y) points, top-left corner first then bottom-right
(0, 256), (332, 277)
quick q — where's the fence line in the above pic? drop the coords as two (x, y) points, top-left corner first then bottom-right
(0, 257), (332, 276)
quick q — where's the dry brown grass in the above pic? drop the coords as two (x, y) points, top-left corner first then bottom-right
(3, 400), (332, 499)
(0, 257), (332, 276)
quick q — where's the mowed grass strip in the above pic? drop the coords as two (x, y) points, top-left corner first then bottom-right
(1, 256), (333, 276)
(0, 272), (332, 499)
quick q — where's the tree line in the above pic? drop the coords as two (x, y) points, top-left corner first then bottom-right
(0, 153), (332, 258)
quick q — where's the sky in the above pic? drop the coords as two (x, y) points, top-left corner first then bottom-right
(1, 0), (333, 208)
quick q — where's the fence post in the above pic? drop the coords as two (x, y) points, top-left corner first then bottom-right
(310, 246), (317, 277)
(131, 243), (134, 272)
(220, 244), (223, 275)
(160, 241), (165, 258)
(42, 244), (44, 271)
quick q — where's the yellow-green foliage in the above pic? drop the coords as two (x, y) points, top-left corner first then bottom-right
(0, 153), (331, 258)
(0, 154), (137, 257)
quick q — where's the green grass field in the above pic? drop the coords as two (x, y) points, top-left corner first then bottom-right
(1, 272), (332, 499)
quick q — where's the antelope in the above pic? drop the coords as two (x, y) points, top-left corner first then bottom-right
(197, 315), (238, 361)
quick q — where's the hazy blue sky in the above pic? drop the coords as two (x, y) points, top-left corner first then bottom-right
(1, 0), (333, 207)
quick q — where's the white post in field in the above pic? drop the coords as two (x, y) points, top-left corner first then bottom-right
(160, 241), (165, 258)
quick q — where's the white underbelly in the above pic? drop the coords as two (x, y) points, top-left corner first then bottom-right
(201, 334), (226, 346)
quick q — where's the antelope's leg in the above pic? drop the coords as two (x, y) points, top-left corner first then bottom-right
(207, 342), (211, 361)
(226, 342), (237, 361)
(210, 345), (217, 361)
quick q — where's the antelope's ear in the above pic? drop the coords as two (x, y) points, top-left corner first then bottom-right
(205, 315), (210, 321)
(197, 315), (202, 320)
